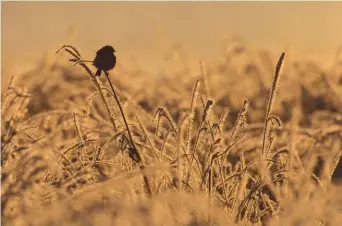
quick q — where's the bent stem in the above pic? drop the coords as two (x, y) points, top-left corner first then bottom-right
(57, 45), (118, 131)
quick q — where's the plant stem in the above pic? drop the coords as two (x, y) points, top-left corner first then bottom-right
(105, 74), (153, 197)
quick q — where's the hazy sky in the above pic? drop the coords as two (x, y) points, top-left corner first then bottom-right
(3, 2), (342, 81)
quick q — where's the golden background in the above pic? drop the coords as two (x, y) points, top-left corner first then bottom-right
(3, 2), (342, 85)
(2, 2), (342, 225)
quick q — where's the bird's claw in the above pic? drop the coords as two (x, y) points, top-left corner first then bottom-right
(69, 58), (77, 62)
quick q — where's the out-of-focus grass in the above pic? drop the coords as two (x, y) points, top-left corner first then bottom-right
(2, 39), (342, 226)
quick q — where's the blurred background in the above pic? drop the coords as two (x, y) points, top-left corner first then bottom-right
(3, 3), (342, 226)
(3, 1), (342, 89)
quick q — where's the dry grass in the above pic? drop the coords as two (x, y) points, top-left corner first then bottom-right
(2, 39), (342, 226)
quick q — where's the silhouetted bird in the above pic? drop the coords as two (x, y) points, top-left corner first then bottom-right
(93, 45), (116, 77)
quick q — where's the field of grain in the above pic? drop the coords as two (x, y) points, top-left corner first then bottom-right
(2, 39), (342, 225)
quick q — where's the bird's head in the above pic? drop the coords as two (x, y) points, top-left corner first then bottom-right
(98, 45), (116, 54)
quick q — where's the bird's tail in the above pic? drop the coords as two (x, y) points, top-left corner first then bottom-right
(95, 69), (102, 77)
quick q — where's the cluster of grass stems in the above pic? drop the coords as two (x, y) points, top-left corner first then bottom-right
(2, 44), (342, 226)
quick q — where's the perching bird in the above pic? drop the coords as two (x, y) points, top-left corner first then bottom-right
(93, 45), (116, 77)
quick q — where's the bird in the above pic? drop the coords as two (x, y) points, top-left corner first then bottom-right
(93, 45), (116, 77)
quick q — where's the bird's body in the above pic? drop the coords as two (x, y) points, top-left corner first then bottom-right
(93, 45), (116, 76)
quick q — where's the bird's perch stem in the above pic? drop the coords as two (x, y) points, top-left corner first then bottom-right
(57, 45), (153, 197)
(105, 74), (153, 197)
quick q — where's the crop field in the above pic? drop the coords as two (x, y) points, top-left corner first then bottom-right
(2, 39), (342, 225)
